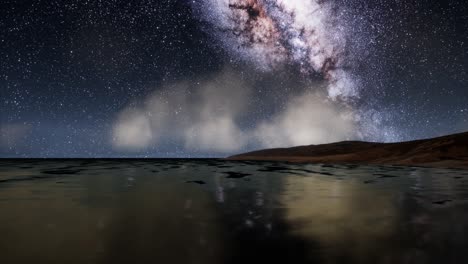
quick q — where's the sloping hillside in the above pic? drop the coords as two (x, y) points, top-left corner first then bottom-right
(228, 132), (468, 168)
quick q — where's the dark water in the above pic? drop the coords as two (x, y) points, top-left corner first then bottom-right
(1, 159), (468, 264)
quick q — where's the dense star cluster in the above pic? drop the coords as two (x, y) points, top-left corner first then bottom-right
(1, 0), (467, 157)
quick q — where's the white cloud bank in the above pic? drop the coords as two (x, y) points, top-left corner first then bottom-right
(111, 70), (358, 154)
(112, 109), (153, 151)
(254, 93), (356, 148)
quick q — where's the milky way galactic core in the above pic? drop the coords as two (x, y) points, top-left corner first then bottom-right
(195, 0), (359, 99)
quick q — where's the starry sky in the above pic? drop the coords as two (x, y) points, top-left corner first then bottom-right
(1, 0), (467, 158)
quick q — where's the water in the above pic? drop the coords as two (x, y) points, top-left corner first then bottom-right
(1, 159), (468, 264)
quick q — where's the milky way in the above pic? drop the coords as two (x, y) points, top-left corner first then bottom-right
(194, 0), (359, 99)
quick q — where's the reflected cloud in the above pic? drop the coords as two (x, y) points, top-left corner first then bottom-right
(282, 177), (397, 262)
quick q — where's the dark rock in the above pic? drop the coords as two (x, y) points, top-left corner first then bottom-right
(186, 180), (206, 185)
(224, 171), (251, 179)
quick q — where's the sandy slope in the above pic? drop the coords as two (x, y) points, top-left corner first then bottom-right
(228, 131), (468, 169)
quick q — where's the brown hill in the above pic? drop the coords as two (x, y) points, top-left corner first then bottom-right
(228, 131), (468, 169)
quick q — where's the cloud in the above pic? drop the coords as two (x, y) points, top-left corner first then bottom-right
(183, 73), (250, 152)
(111, 68), (360, 154)
(184, 116), (247, 152)
(253, 92), (357, 148)
(112, 108), (153, 151)
(111, 70), (250, 153)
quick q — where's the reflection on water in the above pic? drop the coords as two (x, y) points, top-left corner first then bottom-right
(1, 160), (468, 263)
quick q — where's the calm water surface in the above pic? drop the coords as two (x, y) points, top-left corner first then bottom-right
(1, 159), (468, 264)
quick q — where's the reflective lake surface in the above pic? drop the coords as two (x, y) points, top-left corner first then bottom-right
(1, 159), (468, 264)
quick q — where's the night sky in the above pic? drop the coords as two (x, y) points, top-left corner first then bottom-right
(1, 0), (467, 158)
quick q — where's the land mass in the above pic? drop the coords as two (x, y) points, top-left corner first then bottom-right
(228, 131), (468, 169)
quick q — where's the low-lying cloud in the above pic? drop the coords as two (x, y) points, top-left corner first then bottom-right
(111, 70), (358, 154)
(112, 109), (153, 151)
(254, 93), (356, 148)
